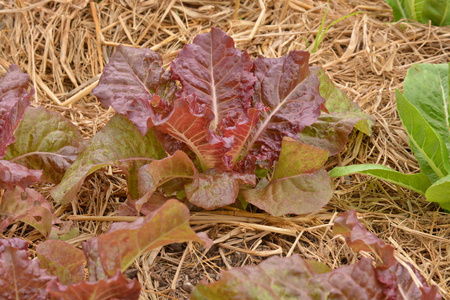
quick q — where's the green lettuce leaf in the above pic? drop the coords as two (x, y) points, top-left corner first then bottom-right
(51, 114), (166, 204)
(425, 175), (450, 210)
(5, 107), (84, 184)
(396, 90), (450, 181)
(329, 164), (432, 195)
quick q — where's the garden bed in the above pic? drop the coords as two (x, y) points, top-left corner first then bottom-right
(0, 0), (449, 298)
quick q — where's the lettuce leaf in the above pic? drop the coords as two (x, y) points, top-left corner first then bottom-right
(5, 107), (84, 184)
(0, 65), (33, 158)
(191, 210), (442, 299)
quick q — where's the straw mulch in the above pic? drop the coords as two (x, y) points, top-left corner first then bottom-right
(1, 0), (449, 299)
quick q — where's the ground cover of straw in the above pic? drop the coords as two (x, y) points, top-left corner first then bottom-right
(0, 0), (449, 299)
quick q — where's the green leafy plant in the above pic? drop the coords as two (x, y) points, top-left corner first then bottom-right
(384, 0), (450, 26)
(331, 63), (450, 210)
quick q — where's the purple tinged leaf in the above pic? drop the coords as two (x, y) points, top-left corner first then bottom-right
(185, 170), (255, 210)
(36, 240), (86, 285)
(51, 114), (166, 204)
(157, 28), (259, 170)
(93, 45), (177, 135)
(1, 187), (54, 237)
(156, 98), (228, 170)
(191, 255), (332, 299)
(192, 211), (442, 300)
(46, 271), (141, 300)
(334, 210), (442, 300)
(136, 150), (197, 211)
(298, 67), (375, 155)
(84, 199), (212, 279)
(0, 65), (33, 158)
(171, 27), (256, 130)
(334, 210), (396, 268)
(82, 238), (105, 282)
(243, 51), (325, 167)
(0, 160), (42, 189)
(5, 107), (84, 184)
(242, 168), (333, 216)
(0, 238), (55, 299)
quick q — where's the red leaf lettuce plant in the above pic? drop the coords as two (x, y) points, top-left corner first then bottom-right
(53, 28), (373, 216)
(0, 65), (211, 298)
(191, 210), (442, 299)
(0, 65), (83, 238)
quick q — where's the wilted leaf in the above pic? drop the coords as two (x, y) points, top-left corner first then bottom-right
(185, 171), (255, 209)
(36, 240), (86, 285)
(0, 238), (55, 299)
(52, 114), (166, 204)
(84, 199), (212, 279)
(0, 159), (42, 189)
(93, 45), (177, 135)
(334, 210), (396, 268)
(5, 107), (83, 184)
(0, 65), (33, 158)
(1, 186), (54, 237)
(46, 271), (141, 300)
(82, 237), (105, 282)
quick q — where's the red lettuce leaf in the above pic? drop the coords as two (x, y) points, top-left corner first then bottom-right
(83, 199), (212, 280)
(82, 237), (106, 282)
(298, 67), (375, 155)
(334, 211), (442, 299)
(52, 114), (166, 204)
(191, 255), (332, 299)
(1, 186), (54, 237)
(157, 28), (258, 170)
(0, 160), (42, 189)
(242, 51), (325, 169)
(185, 170), (255, 210)
(93, 45), (177, 135)
(5, 107), (84, 184)
(0, 238), (55, 299)
(0, 65), (33, 158)
(136, 150), (197, 212)
(170, 27), (256, 131)
(36, 240), (86, 285)
(156, 97), (228, 170)
(46, 271), (141, 300)
(191, 211), (442, 299)
(334, 210), (396, 268)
